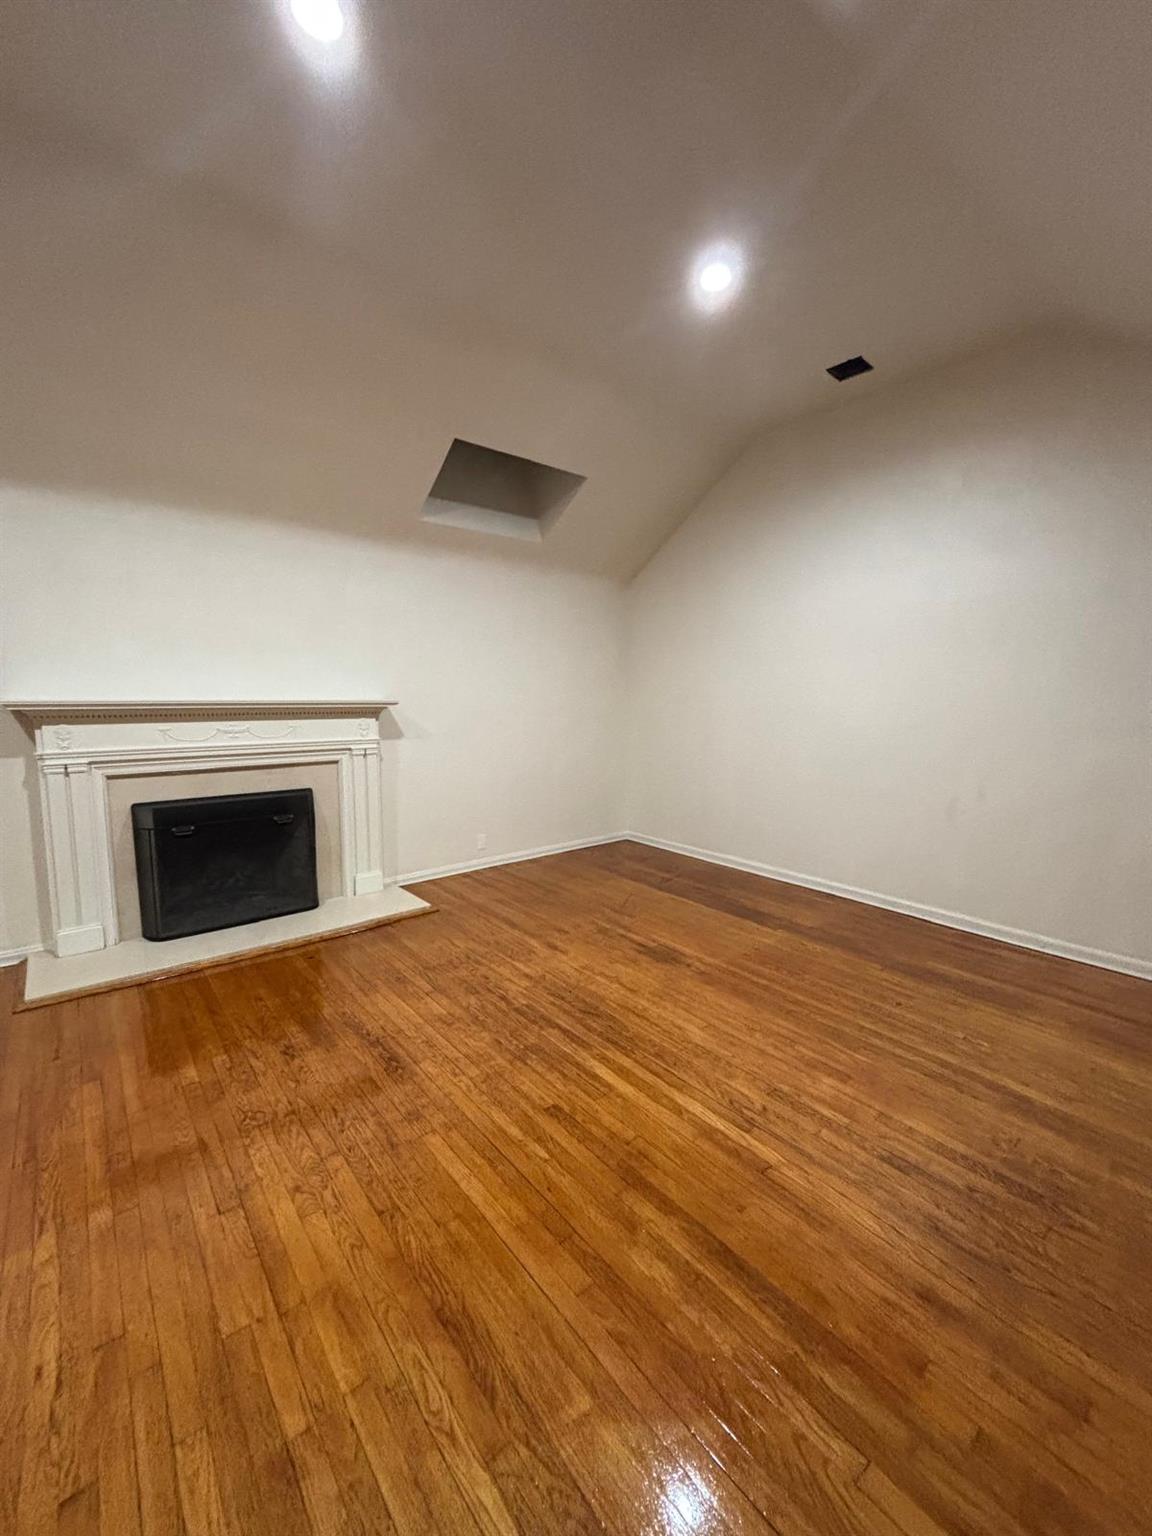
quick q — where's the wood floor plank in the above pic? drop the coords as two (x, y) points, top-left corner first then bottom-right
(130, 1364), (185, 1536)
(2, 841), (1150, 1535)
(221, 1326), (312, 1536)
(94, 1337), (141, 1536)
(172, 1428), (227, 1536)
(0, 1012), (45, 1532)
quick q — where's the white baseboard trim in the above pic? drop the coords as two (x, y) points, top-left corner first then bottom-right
(399, 834), (626, 887)
(9, 833), (1144, 984)
(625, 833), (1152, 982)
(0, 839), (625, 971)
(0, 942), (45, 968)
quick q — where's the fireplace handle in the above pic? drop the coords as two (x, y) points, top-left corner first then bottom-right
(167, 815), (295, 834)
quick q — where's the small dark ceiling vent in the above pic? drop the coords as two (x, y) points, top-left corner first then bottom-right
(826, 355), (874, 382)
(420, 438), (585, 542)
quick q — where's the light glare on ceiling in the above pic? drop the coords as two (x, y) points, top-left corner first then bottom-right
(290, 0), (346, 42)
(691, 243), (745, 313)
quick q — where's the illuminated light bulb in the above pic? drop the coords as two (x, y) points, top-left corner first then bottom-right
(690, 242), (746, 311)
(290, 0), (345, 43)
(698, 260), (735, 294)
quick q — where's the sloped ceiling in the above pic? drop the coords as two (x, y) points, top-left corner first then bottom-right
(0, 0), (1148, 575)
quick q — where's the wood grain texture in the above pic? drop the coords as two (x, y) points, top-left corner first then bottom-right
(1, 840), (1149, 1535)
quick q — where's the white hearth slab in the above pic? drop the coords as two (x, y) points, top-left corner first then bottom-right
(22, 886), (430, 1003)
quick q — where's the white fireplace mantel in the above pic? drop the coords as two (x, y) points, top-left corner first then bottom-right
(5, 699), (398, 957)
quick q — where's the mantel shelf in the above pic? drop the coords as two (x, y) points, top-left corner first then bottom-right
(3, 699), (398, 721)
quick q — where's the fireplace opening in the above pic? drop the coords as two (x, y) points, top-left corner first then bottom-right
(131, 788), (319, 941)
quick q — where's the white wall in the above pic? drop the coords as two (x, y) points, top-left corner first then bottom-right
(6, 328), (1150, 971)
(625, 330), (1152, 968)
(0, 126), (737, 955)
(0, 487), (625, 953)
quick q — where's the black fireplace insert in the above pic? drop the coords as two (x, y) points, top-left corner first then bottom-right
(131, 788), (319, 941)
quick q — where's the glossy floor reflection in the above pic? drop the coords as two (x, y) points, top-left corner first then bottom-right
(1, 841), (1149, 1535)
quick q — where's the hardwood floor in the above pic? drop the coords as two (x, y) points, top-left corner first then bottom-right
(2, 840), (1150, 1536)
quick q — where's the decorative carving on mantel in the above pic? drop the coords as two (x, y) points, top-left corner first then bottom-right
(158, 724), (299, 744)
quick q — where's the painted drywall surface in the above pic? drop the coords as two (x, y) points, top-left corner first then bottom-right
(0, 710), (44, 956)
(0, 2), (1040, 451)
(625, 332), (1152, 963)
(0, 137), (733, 584)
(0, 487), (624, 952)
(6, 330), (1149, 965)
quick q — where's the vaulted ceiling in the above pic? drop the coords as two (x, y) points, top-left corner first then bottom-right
(1, 0), (1148, 573)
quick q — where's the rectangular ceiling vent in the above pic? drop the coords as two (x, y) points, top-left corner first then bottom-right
(826, 355), (874, 382)
(420, 438), (586, 542)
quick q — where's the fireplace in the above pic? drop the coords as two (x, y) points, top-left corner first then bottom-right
(132, 788), (319, 940)
(5, 699), (395, 958)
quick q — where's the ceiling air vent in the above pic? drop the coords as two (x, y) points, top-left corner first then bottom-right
(826, 355), (874, 382)
(420, 438), (586, 542)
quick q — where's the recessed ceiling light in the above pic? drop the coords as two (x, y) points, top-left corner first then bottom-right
(690, 243), (745, 312)
(697, 261), (735, 295)
(290, 0), (346, 42)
